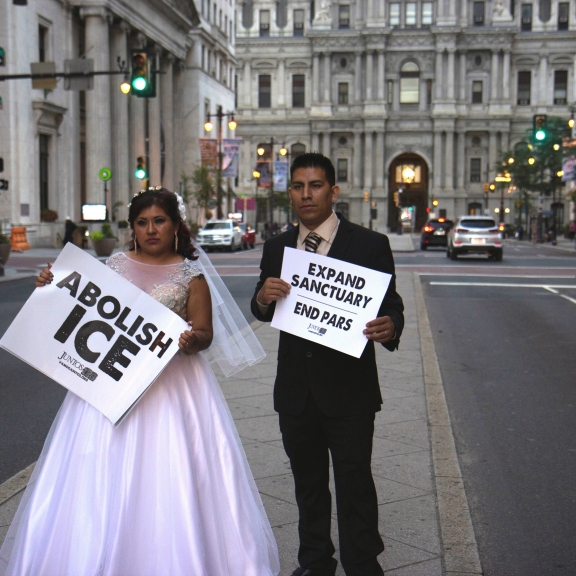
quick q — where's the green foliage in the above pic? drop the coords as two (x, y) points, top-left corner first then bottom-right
(117, 220), (129, 229)
(90, 222), (116, 241)
(273, 191), (291, 212)
(90, 230), (104, 242)
(0, 223), (9, 244)
(181, 167), (215, 224)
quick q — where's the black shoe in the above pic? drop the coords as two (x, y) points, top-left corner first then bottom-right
(290, 568), (336, 576)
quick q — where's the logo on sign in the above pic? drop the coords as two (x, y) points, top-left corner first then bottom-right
(307, 323), (327, 336)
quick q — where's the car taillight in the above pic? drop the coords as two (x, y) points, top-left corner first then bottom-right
(489, 228), (499, 234)
(424, 226), (434, 232)
(456, 228), (468, 233)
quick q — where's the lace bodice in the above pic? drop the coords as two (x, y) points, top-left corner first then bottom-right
(106, 253), (203, 320)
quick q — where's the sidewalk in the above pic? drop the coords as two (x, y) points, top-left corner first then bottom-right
(0, 270), (481, 575)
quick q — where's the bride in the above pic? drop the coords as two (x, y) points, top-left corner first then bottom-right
(0, 187), (280, 576)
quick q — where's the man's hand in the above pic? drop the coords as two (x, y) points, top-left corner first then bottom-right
(35, 263), (53, 287)
(363, 315), (396, 344)
(257, 278), (291, 306)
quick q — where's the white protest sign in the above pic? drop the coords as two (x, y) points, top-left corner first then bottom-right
(0, 243), (188, 425)
(271, 247), (391, 358)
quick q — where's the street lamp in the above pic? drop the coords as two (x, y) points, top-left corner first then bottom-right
(256, 137), (289, 229)
(204, 105), (237, 218)
(495, 170), (512, 223)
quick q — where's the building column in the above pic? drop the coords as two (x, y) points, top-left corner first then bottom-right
(366, 51), (374, 101)
(323, 132), (331, 157)
(277, 58), (286, 107)
(312, 53), (320, 103)
(502, 50), (511, 101)
(538, 56), (548, 105)
(110, 21), (130, 219)
(456, 131), (466, 191)
(377, 51), (385, 101)
(172, 60), (185, 192)
(435, 50), (444, 100)
(433, 131), (443, 190)
(161, 53), (175, 191)
(489, 131), (498, 181)
(448, 0), (456, 18)
(459, 0), (468, 26)
(129, 32), (147, 197)
(323, 53), (331, 103)
(501, 131), (510, 153)
(459, 52), (467, 102)
(353, 131), (362, 187)
(80, 7), (112, 204)
(375, 131), (385, 188)
(312, 132), (320, 152)
(243, 59), (251, 107)
(364, 132), (373, 189)
(445, 131), (454, 191)
(447, 49), (456, 101)
(148, 46), (162, 186)
(490, 49), (499, 102)
(355, 52), (363, 102)
(367, 0), (374, 21)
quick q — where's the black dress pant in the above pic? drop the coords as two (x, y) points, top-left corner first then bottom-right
(279, 395), (384, 576)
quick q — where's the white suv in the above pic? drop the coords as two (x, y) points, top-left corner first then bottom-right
(197, 220), (243, 252)
(447, 216), (503, 261)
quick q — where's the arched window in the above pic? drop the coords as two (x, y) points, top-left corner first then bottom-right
(291, 143), (306, 159)
(400, 62), (420, 104)
(242, 0), (253, 29)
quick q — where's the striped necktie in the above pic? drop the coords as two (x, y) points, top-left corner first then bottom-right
(304, 231), (323, 253)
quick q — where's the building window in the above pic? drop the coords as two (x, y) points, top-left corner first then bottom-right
(260, 10), (270, 36)
(422, 2), (433, 26)
(292, 74), (305, 108)
(473, 2), (485, 26)
(38, 24), (48, 62)
(338, 82), (349, 104)
(39, 134), (49, 211)
(242, 0), (253, 28)
(337, 159), (348, 182)
(554, 70), (568, 104)
(400, 62), (420, 104)
(258, 74), (271, 108)
(426, 79), (432, 105)
(472, 80), (483, 104)
(521, 4), (532, 31)
(291, 143), (306, 159)
(389, 3), (400, 26)
(517, 71), (531, 105)
(470, 158), (482, 183)
(558, 2), (569, 30)
(213, 3), (217, 24)
(294, 9), (304, 36)
(405, 3), (417, 27)
(339, 5), (350, 28)
(387, 79), (393, 104)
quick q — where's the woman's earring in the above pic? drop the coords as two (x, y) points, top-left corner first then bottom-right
(174, 231), (178, 252)
(134, 239), (138, 254)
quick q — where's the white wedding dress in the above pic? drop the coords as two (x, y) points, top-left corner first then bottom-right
(0, 254), (280, 576)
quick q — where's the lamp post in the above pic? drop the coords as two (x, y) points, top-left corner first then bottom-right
(252, 167), (261, 234)
(495, 170), (511, 223)
(257, 138), (289, 228)
(204, 106), (237, 218)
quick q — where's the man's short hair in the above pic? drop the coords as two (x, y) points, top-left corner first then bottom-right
(290, 153), (336, 188)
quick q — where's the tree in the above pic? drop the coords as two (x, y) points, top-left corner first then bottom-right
(181, 167), (214, 224)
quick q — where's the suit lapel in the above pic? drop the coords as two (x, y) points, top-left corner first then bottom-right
(327, 216), (354, 261)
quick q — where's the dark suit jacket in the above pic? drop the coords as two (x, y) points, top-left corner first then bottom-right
(251, 216), (404, 417)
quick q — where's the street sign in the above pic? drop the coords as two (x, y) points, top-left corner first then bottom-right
(0, 47), (5, 67)
(0, 180), (9, 191)
(99, 167), (112, 181)
(30, 62), (57, 90)
(64, 59), (94, 91)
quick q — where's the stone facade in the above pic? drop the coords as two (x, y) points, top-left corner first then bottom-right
(0, 0), (235, 246)
(234, 0), (576, 232)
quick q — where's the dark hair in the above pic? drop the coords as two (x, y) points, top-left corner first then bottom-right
(290, 153), (336, 188)
(127, 187), (198, 260)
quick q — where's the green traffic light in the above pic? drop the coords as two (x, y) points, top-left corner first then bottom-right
(135, 167), (146, 179)
(132, 76), (147, 92)
(535, 129), (546, 141)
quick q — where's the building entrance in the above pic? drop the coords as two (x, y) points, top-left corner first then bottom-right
(387, 153), (429, 232)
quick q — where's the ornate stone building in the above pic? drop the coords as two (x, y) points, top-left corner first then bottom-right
(0, 0), (236, 246)
(235, 0), (576, 232)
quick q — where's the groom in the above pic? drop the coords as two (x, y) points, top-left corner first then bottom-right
(251, 153), (404, 576)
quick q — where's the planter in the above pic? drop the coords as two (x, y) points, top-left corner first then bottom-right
(0, 243), (11, 266)
(91, 238), (116, 257)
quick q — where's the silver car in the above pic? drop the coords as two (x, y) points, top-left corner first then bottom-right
(197, 220), (243, 252)
(447, 216), (503, 261)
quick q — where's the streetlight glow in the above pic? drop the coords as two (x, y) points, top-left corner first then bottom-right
(279, 146), (288, 156)
(494, 208), (500, 213)
(553, 143), (560, 151)
(120, 79), (131, 94)
(257, 147), (265, 156)
(253, 170), (261, 179)
(508, 157), (514, 164)
(204, 120), (213, 132)
(569, 117), (575, 129)
(557, 170), (564, 178)
(228, 117), (237, 131)
(528, 157), (535, 165)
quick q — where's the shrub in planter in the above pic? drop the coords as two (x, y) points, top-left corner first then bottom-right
(0, 224), (11, 267)
(40, 209), (59, 222)
(118, 220), (129, 229)
(90, 222), (117, 257)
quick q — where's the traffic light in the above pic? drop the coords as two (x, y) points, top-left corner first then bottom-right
(135, 156), (147, 180)
(393, 192), (399, 206)
(483, 182), (489, 193)
(363, 191), (369, 202)
(489, 183), (496, 192)
(533, 114), (547, 141)
(130, 50), (156, 98)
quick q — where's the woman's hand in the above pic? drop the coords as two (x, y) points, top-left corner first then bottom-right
(178, 322), (212, 355)
(35, 264), (53, 287)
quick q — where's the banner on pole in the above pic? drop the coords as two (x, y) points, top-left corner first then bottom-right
(257, 162), (271, 187)
(273, 161), (289, 192)
(0, 244), (187, 425)
(199, 138), (218, 168)
(222, 139), (242, 178)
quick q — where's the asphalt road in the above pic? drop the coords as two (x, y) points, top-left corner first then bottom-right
(420, 243), (576, 576)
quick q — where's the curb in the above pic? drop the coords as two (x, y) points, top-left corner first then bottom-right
(0, 463), (35, 508)
(414, 272), (483, 576)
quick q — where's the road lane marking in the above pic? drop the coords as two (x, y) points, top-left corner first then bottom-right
(544, 287), (559, 294)
(429, 282), (576, 289)
(560, 294), (576, 305)
(419, 273), (576, 278)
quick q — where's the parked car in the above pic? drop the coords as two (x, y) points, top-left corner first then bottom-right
(420, 218), (454, 250)
(197, 220), (243, 252)
(498, 222), (515, 238)
(238, 223), (256, 249)
(447, 216), (503, 261)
